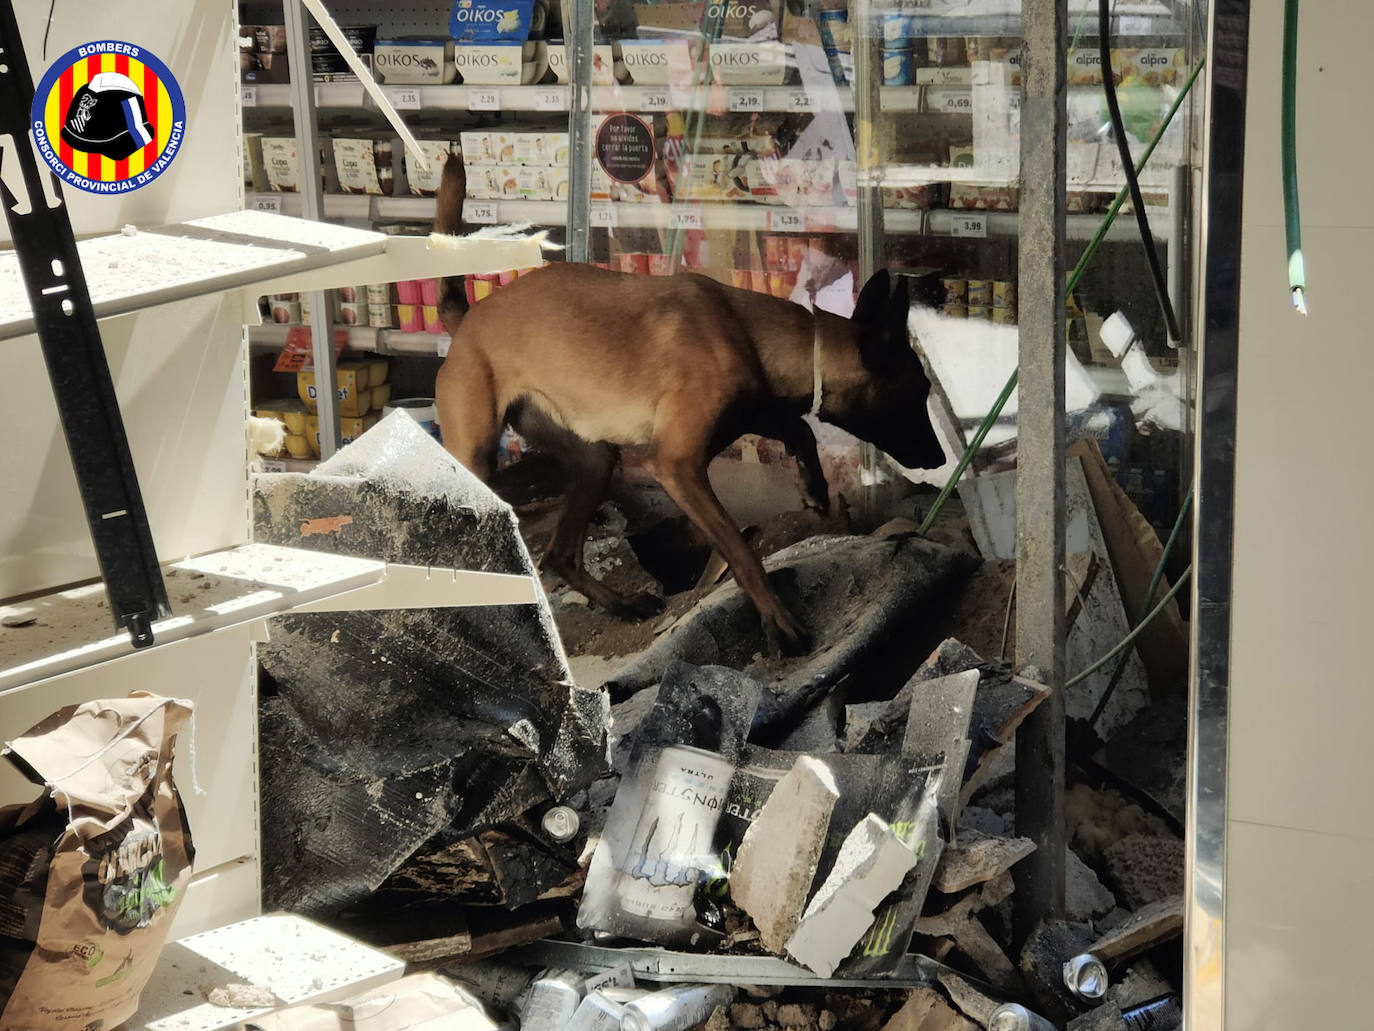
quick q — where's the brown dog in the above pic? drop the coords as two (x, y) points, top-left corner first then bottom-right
(432, 156), (944, 652)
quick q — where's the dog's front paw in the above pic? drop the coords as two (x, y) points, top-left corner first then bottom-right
(611, 590), (667, 621)
(763, 608), (811, 658)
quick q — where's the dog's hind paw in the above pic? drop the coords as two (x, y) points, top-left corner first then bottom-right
(611, 590), (667, 621)
(764, 611), (811, 658)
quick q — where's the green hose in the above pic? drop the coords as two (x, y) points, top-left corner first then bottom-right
(1066, 565), (1191, 689)
(1087, 482), (1193, 728)
(918, 57), (1205, 536)
(1282, 0), (1307, 314)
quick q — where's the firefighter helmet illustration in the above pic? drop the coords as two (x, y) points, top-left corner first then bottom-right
(61, 72), (155, 162)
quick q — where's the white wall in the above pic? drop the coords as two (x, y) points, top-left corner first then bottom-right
(1226, 1), (1374, 1025)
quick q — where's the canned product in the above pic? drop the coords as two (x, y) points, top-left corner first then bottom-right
(367, 303), (393, 328)
(968, 305), (992, 320)
(542, 806), (580, 843)
(883, 48), (914, 86)
(942, 303), (968, 318)
(941, 277), (968, 304)
(882, 14), (911, 47)
(1063, 954), (1109, 1000)
(988, 1004), (1056, 1031)
(338, 301), (365, 326)
(270, 300), (300, 324)
(616, 746), (734, 923)
(991, 306), (1017, 325)
(366, 282), (390, 304)
(967, 279), (992, 305)
(993, 279), (1017, 307)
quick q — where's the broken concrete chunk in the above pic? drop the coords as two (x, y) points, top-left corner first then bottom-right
(1103, 960), (1172, 1011)
(1066, 848), (1118, 922)
(1089, 895), (1184, 964)
(937, 969), (1003, 1027)
(881, 987), (979, 1031)
(786, 814), (918, 977)
(1102, 833), (1184, 911)
(916, 873), (1021, 992)
(207, 983), (279, 1008)
(933, 829), (1036, 894)
(1019, 920), (1099, 1024)
(958, 805), (1011, 839)
(1067, 1002), (1128, 1031)
(731, 757), (841, 954)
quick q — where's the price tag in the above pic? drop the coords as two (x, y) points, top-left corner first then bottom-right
(668, 206), (703, 230)
(952, 212), (988, 238)
(936, 89), (974, 114)
(241, 85), (257, 108)
(468, 88), (501, 112)
(590, 205), (619, 228)
(535, 86), (567, 111)
(387, 86), (422, 110)
(466, 200), (499, 224)
(641, 88), (671, 111)
(769, 208), (804, 232)
(729, 88), (764, 113)
(787, 89), (814, 112)
(250, 193), (282, 214)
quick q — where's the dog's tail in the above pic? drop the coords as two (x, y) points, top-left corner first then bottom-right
(435, 153), (469, 334)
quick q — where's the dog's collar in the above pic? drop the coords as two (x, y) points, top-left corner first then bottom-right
(809, 309), (823, 418)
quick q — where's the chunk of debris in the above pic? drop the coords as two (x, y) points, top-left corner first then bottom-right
(937, 968), (1003, 1027)
(1089, 895), (1184, 964)
(933, 829), (1036, 894)
(880, 987), (978, 1031)
(1066, 848), (1118, 922)
(902, 669), (979, 825)
(1019, 920), (1099, 1024)
(732, 756), (842, 953)
(1101, 832), (1184, 912)
(786, 814), (919, 977)
(1067, 1002), (1127, 1031)
(736, 758), (840, 951)
(916, 873), (1021, 992)
(1102, 960), (1173, 1011)
(253, 412), (608, 917)
(207, 983), (279, 1008)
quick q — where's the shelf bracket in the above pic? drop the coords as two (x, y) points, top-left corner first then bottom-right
(0, 2), (169, 647)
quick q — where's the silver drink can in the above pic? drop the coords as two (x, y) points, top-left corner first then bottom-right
(988, 1003), (1057, 1031)
(621, 983), (736, 1031)
(1063, 952), (1109, 1000)
(520, 968), (585, 1031)
(567, 991), (625, 1031)
(616, 745), (735, 923)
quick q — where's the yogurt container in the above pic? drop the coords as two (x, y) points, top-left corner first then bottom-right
(883, 48), (914, 86)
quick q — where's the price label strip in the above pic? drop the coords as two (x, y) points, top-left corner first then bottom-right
(251, 193), (283, 214)
(590, 205), (619, 228)
(769, 208), (804, 232)
(241, 85), (257, 108)
(642, 88), (671, 111)
(535, 86), (567, 111)
(952, 212), (988, 238)
(387, 86), (422, 111)
(466, 200), (500, 224)
(787, 89), (814, 112)
(668, 206), (703, 230)
(468, 88), (501, 112)
(729, 88), (764, 113)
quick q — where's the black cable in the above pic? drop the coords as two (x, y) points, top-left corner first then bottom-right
(42, 0), (56, 60)
(1099, 0), (1182, 341)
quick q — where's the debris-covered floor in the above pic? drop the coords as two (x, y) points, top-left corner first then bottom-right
(250, 413), (1189, 1031)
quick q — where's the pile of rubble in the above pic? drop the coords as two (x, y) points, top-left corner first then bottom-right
(250, 414), (1189, 1030)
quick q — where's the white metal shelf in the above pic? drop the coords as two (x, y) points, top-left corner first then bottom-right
(246, 81), (926, 114)
(135, 913), (404, 1031)
(0, 212), (386, 342)
(0, 544), (385, 694)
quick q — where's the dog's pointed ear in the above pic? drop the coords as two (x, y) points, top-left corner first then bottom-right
(853, 269), (891, 326)
(889, 274), (910, 323)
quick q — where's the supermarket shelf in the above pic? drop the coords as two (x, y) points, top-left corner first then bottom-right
(246, 81), (925, 114)
(0, 544), (384, 694)
(0, 211), (385, 342)
(925, 208), (1169, 242)
(249, 322), (449, 357)
(136, 914), (403, 1031)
